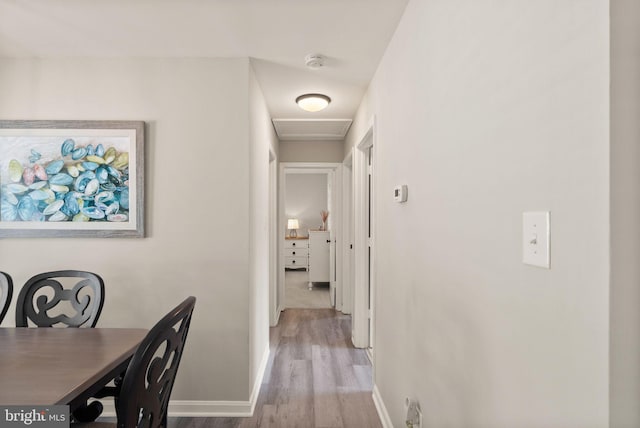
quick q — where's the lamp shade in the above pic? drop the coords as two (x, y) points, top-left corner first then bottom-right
(295, 93), (331, 112)
(287, 218), (299, 230)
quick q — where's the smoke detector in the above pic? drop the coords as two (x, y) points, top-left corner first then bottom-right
(305, 54), (325, 69)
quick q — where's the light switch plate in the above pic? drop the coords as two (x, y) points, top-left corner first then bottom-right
(523, 211), (550, 268)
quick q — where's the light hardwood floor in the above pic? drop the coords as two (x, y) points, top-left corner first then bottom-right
(167, 309), (382, 428)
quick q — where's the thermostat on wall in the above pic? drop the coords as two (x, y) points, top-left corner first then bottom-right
(394, 185), (408, 203)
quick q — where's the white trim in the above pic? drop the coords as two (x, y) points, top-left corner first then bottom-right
(277, 163), (286, 323)
(281, 162), (342, 169)
(341, 149), (354, 315)
(274, 304), (283, 325)
(248, 344), (270, 415)
(101, 400), (255, 418)
(352, 117), (375, 349)
(101, 347), (271, 418)
(334, 165), (344, 311)
(170, 400), (253, 417)
(372, 384), (393, 428)
(269, 149), (279, 326)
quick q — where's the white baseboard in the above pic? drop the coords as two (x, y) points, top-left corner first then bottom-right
(273, 305), (283, 325)
(100, 399), (255, 418)
(366, 348), (373, 364)
(248, 344), (270, 415)
(100, 345), (270, 418)
(372, 384), (393, 428)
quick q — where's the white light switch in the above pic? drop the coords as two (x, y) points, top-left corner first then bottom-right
(523, 212), (550, 268)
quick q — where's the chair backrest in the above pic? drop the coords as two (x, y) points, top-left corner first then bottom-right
(0, 272), (13, 325)
(16, 270), (105, 328)
(117, 296), (196, 428)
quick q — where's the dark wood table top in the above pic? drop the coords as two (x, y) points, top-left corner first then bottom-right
(0, 327), (147, 406)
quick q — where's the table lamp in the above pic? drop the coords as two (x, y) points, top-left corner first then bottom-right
(287, 218), (299, 238)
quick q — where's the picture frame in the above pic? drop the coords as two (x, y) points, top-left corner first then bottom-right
(0, 120), (145, 238)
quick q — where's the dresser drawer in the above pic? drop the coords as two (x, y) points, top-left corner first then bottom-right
(285, 248), (308, 258)
(284, 239), (308, 249)
(285, 257), (308, 269)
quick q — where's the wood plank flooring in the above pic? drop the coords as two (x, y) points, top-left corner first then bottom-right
(168, 309), (382, 428)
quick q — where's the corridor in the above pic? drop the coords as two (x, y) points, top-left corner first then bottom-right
(169, 309), (381, 427)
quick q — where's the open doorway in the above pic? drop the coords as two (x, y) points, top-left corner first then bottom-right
(284, 171), (331, 308)
(274, 163), (343, 319)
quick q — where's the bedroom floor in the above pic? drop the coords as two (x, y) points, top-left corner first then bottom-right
(284, 270), (331, 309)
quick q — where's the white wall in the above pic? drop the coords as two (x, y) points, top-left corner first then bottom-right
(346, 1), (610, 426)
(280, 141), (345, 162)
(248, 64), (277, 397)
(0, 58), (257, 403)
(610, 0), (640, 426)
(285, 173), (328, 236)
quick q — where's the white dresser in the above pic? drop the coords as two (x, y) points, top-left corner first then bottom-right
(308, 230), (330, 289)
(284, 237), (309, 270)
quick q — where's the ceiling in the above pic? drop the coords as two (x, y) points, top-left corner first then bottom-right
(0, 0), (409, 139)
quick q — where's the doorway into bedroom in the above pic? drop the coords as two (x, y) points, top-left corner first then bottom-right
(284, 170), (331, 309)
(275, 163), (343, 319)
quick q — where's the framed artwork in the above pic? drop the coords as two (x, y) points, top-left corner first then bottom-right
(0, 120), (144, 238)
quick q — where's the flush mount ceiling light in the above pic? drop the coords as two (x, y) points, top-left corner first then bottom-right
(296, 93), (331, 112)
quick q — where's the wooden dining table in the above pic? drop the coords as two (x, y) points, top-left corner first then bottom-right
(0, 327), (147, 410)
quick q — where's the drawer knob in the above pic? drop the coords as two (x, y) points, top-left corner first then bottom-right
(292, 243), (296, 247)
(292, 260), (295, 264)
(292, 251), (295, 255)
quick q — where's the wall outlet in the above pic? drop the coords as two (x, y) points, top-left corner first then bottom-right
(405, 398), (421, 428)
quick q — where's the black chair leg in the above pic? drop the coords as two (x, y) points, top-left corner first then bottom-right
(72, 401), (104, 423)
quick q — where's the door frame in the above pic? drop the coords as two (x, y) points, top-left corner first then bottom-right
(275, 162), (343, 319)
(352, 117), (376, 350)
(341, 149), (354, 315)
(269, 148), (279, 326)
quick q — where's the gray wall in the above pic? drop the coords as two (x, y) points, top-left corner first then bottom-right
(280, 141), (345, 163)
(249, 65), (278, 393)
(285, 173), (328, 235)
(0, 57), (268, 403)
(346, 0), (610, 426)
(611, 0), (640, 426)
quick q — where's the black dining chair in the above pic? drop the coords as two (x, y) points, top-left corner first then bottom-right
(75, 297), (196, 428)
(15, 270), (106, 421)
(0, 272), (13, 325)
(16, 270), (105, 328)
